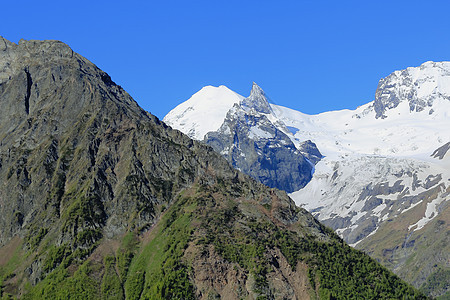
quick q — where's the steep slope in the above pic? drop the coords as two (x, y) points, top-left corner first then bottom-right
(0, 37), (427, 299)
(271, 62), (450, 297)
(204, 83), (319, 193)
(166, 61), (450, 297)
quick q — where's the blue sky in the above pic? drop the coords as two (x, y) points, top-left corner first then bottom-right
(2, 1), (450, 119)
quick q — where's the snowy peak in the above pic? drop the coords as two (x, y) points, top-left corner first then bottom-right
(165, 81), (319, 193)
(163, 85), (244, 140)
(204, 94), (316, 193)
(163, 83), (276, 141)
(241, 82), (273, 114)
(374, 61), (450, 118)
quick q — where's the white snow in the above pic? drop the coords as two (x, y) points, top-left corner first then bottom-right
(271, 98), (450, 161)
(163, 85), (244, 140)
(373, 203), (387, 215)
(248, 126), (274, 139)
(274, 61), (450, 241)
(408, 191), (446, 231)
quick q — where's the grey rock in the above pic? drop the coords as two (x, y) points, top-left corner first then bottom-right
(374, 70), (414, 118)
(362, 197), (383, 212)
(431, 142), (450, 160)
(205, 104), (313, 193)
(321, 215), (353, 230)
(374, 62), (450, 118)
(204, 83), (320, 193)
(358, 180), (405, 201)
(297, 140), (322, 164)
(240, 82), (273, 114)
(346, 216), (378, 245)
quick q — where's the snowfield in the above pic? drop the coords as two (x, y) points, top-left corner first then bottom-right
(163, 85), (244, 140)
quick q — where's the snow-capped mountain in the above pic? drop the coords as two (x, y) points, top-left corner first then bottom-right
(164, 61), (450, 296)
(165, 82), (321, 193)
(204, 83), (321, 193)
(374, 61), (450, 119)
(163, 85), (244, 140)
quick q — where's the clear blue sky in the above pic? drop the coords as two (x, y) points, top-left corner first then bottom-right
(2, 1), (450, 119)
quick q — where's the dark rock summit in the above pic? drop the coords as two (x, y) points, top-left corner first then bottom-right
(204, 84), (317, 193)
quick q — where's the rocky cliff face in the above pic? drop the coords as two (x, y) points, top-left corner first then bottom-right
(0, 37), (426, 299)
(204, 84), (318, 193)
(374, 61), (450, 118)
(0, 37), (194, 246)
(432, 141), (450, 160)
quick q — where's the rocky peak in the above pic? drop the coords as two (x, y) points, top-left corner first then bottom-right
(374, 61), (450, 118)
(0, 38), (75, 63)
(205, 98), (315, 193)
(0, 36), (16, 84)
(0, 37), (139, 136)
(241, 82), (273, 114)
(0, 37), (153, 246)
(0, 36), (14, 51)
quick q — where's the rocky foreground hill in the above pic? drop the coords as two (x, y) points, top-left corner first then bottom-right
(0, 37), (427, 299)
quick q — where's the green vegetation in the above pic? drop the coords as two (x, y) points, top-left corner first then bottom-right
(117, 232), (139, 281)
(42, 244), (72, 273)
(198, 201), (271, 294)
(0, 239), (24, 299)
(16, 193), (196, 299)
(420, 267), (450, 299)
(312, 240), (423, 299)
(25, 227), (48, 251)
(437, 292), (450, 300)
(24, 261), (100, 300)
(101, 256), (123, 300)
(1, 183), (428, 299)
(196, 184), (427, 300)
(124, 194), (195, 299)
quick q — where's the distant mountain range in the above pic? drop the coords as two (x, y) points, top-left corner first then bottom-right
(164, 61), (450, 298)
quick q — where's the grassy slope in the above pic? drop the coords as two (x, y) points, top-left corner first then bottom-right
(357, 192), (449, 298)
(1, 180), (428, 299)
